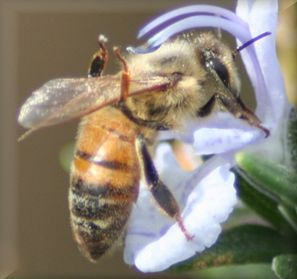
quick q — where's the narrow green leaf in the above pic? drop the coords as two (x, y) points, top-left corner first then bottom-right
(235, 152), (297, 208)
(235, 173), (295, 234)
(272, 254), (297, 279)
(278, 204), (297, 233)
(173, 225), (295, 272)
(287, 106), (297, 171)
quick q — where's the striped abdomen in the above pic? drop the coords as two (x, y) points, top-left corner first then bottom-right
(69, 107), (141, 261)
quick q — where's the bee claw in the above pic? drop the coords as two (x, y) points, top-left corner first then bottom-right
(176, 215), (194, 241)
(258, 124), (270, 138)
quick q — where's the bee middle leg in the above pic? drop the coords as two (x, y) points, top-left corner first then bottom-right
(137, 138), (194, 241)
(113, 47), (130, 101)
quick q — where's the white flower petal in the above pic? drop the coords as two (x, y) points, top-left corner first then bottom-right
(159, 112), (264, 155)
(190, 114), (264, 154)
(236, 0), (286, 130)
(124, 144), (236, 272)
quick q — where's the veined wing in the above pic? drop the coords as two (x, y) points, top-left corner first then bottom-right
(18, 74), (172, 130)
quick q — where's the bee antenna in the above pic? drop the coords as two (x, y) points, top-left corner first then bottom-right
(232, 31), (271, 58)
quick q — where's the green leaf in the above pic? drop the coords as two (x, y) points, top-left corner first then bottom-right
(278, 204), (297, 233)
(235, 173), (295, 234)
(173, 225), (295, 272)
(272, 254), (297, 279)
(197, 264), (277, 279)
(235, 152), (297, 208)
(288, 106), (297, 171)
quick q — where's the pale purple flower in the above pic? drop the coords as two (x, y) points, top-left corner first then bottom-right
(124, 144), (236, 272)
(124, 0), (285, 272)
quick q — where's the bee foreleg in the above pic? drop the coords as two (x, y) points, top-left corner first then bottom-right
(196, 95), (216, 117)
(215, 93), (270, 137)
(119, 103), (170, 131)
(137, 139), (194, 241)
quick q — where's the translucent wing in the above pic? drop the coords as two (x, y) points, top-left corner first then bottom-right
(18, 74), (172, 130)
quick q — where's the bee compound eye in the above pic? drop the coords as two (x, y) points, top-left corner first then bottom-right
(208, 57), (230, 88)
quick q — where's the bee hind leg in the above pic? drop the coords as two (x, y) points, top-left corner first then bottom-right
(137, 139), (194, 241)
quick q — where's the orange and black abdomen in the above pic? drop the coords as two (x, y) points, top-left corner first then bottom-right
(69, 107), (141, 261)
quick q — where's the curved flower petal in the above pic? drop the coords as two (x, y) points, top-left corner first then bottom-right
(124, 144), (236, 272)
(236, 0), (286, 131)
(235, 0), (288, 162)
(137, 5), (247, 39)
(159, 112), (264, 155)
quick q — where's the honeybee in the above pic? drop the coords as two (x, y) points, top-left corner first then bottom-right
(18, 32), (268, 262)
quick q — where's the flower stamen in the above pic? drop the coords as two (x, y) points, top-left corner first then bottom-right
(232, 31), (272, 58)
